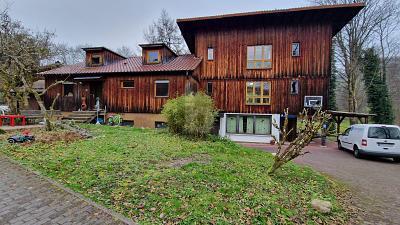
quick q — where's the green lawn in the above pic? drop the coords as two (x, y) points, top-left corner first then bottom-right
(0, 126), (352, 224)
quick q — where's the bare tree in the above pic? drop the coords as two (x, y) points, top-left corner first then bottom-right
(0, 8), (64, 130)
(144, 9), (188, 55)
(115, 45), (137, 58)
(268, 109), (331, 175)
(48, 43), (89, 65)
(312, 0), (400, 116)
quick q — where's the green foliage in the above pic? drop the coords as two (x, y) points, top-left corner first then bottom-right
(0, 125), (351, 224)
(362, 48), (394, 124)
(0, 129), (5, 135)
(329, 46), (337, 110)
(162, 93), (218, 138)
(108, 114), (123, 126)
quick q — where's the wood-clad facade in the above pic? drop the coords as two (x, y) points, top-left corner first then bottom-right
(44, 73), (194, 113)
(41, 4), (364, 141)
(191, 22), (333, 114)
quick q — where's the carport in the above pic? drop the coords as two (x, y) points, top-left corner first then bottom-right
(327, 110), (376, 134)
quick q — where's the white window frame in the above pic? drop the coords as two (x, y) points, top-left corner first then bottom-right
(207, 47), (214, 61)
(155, 80), (169, 97)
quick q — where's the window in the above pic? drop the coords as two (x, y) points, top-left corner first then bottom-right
(343, 128), (351, 136)
(206, 82), (213, 96)
(63, 84), (74, 97)
(155, 121), (167, 129)
(147, 50), (160, 64)
(290, 80), (299, 95)
(246, 81), (271, 105)
(292, 42), (300, 57)
(155, 80), (169, 97)
(91, 55), (101, 65)
(121, 81), (134, 88)
(247, 45), (272, 69)
(207, 47), (214, 61)
(226, 114), (272, 135)
(368, 127), (400, 140)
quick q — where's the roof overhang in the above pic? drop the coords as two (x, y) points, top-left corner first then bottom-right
(177, 3), (365, 53)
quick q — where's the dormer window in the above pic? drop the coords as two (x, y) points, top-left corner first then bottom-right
(147, 50), (161, 64)
(91, 55), (102, 66)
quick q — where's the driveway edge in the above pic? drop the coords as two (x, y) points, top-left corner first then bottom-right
(1, 153), (137, 225)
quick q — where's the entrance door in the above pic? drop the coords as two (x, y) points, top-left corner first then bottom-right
(88, 82), (103, 110)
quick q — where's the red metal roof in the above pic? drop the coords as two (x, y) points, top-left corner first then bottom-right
(40, 55), (201, 75)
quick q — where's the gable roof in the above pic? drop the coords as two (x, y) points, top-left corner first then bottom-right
(39, 55), (201, 76)
(177, 3), (365, 53)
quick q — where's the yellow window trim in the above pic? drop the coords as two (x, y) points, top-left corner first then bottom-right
(245, 81), (271, 105)
(146, 50), (161, 64)
(247, 45), (272, 70)
(120, 80), (135, 89)
(91, 54), (103, 66)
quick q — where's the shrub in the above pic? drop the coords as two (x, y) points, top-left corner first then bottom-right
(162, 93), (218, 138)
(0, 128), (5, 135)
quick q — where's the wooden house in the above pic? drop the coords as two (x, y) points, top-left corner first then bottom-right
(40, 3), (364, 142)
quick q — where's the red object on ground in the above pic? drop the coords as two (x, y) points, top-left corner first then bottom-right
(0, 115), (26, 127)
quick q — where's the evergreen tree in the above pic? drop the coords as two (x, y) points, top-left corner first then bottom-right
(362, 48), (394, 124)
(328, 49), (337, 110)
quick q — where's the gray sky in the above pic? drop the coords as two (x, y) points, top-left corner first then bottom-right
(2, 0), (310, 50)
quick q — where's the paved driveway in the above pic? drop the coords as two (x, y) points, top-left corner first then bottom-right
(242, 140), (400, 225)
(0, 154), (134, 225)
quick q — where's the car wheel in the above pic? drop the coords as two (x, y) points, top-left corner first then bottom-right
(337, 141), (343, 150)
(8, 139), (15, 144)
(393, 158), (400, 163)
(353, 146), (362, 159)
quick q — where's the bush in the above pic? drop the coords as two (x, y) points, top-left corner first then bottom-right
(0, 128), (5, 135)
(162, 93), (218, 138)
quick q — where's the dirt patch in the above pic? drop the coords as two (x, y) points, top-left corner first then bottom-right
(0, 128), (83, 145)
(167, 154), (211, 168)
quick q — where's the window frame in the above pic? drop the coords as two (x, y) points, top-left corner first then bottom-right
(63, 83), (74, 97)
(290, 80), (299, 95)
(207, 47), (214, 61)
(155, 80), (169, 98)
(246, 45), (272, 70)
(226, 114), (272, 135)
(146, 50), (161, 64)
(91, 54), (102, 66)
(245, 81), (271, 105)
(206, 82), (213, 96)
(121, 80), (135, 89)
(292, 42), (301, 57)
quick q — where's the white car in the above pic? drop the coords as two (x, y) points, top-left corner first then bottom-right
(338, 124), (400, 162)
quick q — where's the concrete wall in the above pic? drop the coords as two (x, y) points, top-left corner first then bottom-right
(109, 112), (166, 128)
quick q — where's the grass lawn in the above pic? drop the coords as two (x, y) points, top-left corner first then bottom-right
(0, 126), (353, 224)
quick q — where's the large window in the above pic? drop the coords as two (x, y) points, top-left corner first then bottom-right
(226, 114), (271, 135)
(155, 80), (169, 97)
(147, 50), (160, 64)
(247, 45), (272, 69)
(246, 81), (271, 105)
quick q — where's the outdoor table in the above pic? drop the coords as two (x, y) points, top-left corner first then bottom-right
(0, 115), (26, 127)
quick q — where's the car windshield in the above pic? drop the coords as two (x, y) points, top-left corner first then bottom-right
(368, 127), (400, 140)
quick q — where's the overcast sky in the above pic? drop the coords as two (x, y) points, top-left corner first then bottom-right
(2, 0), (310, 50)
